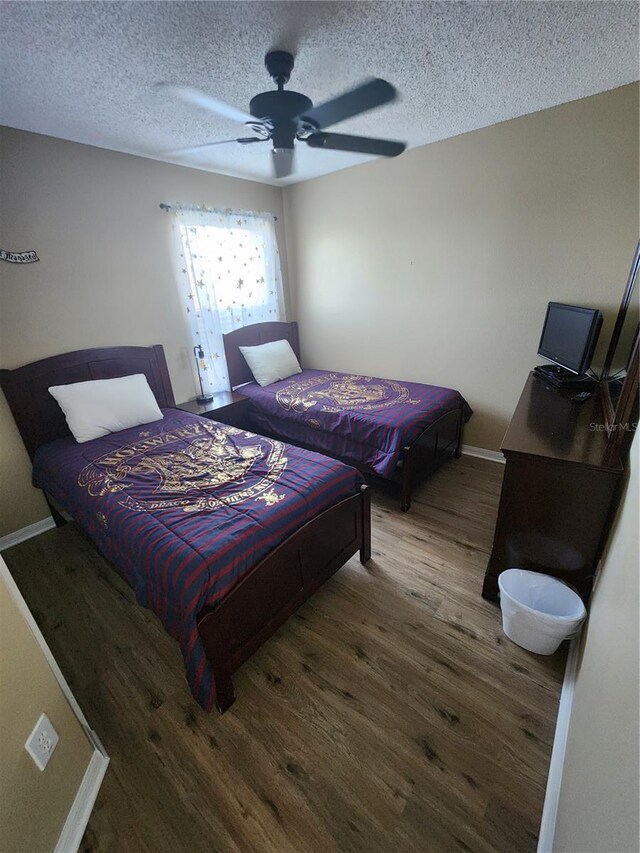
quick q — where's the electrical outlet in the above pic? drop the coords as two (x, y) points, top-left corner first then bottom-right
(25, 713), (59, 771)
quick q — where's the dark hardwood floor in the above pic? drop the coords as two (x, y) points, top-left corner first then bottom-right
(4, 456), (566, 853)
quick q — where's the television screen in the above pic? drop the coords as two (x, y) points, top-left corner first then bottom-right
(537, 303), (602, 375)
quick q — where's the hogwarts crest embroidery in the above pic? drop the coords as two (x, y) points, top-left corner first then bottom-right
(78, 421), (287, 512)
(276, 373), (419, 414)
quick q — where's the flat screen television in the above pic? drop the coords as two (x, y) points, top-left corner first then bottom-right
(537, 302), (603, 376)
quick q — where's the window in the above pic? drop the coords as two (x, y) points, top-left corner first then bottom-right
(169, 205), (285, 394)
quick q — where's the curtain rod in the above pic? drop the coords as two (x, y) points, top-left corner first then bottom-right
(159, 203), (276, 221)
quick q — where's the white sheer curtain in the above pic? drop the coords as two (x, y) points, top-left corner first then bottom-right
(169, 204), (285, 394)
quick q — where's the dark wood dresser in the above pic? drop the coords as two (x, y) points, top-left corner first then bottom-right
(482, 373), (624, 603)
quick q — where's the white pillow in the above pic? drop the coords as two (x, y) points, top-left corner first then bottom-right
(239, 339), (302, 387)
(49, 373), (163, 443)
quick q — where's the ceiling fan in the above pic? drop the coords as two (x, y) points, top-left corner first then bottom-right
(158, 50), (406, 178)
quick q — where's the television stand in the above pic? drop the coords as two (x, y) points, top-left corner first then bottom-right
(533, 364), (597, 391)
(482, 373), (623, 604)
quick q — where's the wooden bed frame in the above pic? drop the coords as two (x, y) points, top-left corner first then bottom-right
(0, 345), (371, 713)
(223, 321), (465, 511)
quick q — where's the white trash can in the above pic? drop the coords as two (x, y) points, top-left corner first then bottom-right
(498, 569), (586, 655)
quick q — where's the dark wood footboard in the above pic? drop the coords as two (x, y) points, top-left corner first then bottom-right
(197, 484), (371, 713)
(397, 407), (465, 512)
(243, 408), (466, 513)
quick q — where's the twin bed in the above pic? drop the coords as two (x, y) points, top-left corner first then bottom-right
(224, 322), (471, 512)
(0, 345), (369, 713)
(1, 326), (470, 713)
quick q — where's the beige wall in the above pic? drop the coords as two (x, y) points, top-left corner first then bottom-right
(553, 433), (639, 853)
(283, 84), (639, 451)
(0, 127), (288, 536)
(0, 556), (95, 852)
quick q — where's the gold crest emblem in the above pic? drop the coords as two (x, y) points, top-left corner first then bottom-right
(132, 436), (263, 493)
(78, 421), (288, 513)
(276, 373), (419, 415)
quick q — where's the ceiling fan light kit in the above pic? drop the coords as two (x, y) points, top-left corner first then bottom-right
(161, 50), (406, 178)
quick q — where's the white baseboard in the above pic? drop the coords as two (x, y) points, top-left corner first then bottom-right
(536, 635), (581, 853)
(54, 747), (110, 853)
(461, 444), (505, 464)
(0, 516), (56, 552)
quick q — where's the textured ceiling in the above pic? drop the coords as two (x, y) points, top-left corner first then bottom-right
(0, 1), (637, 186)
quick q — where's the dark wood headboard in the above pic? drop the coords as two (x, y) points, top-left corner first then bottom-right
(0, 345), (176, 459)
(223, 322), (301, 389)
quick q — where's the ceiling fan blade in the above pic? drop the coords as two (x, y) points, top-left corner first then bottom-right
(156, 83), (255, 125)
(165, 138), (267, 157)
(272, 148), (294, 179)
(305, 132), (406, 157)
(297, 78), (397, 131)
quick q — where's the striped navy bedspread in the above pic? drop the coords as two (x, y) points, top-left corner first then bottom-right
(32, 408), (363, 711)
(240, 369), (472, 477)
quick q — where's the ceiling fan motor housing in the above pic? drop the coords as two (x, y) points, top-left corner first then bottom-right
(249, 90), (314, 148)
(249, 90), (313, 122)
